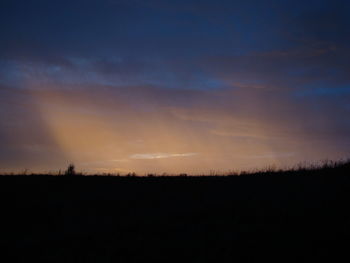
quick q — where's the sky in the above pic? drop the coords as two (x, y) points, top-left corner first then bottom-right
(1, 0), (350, 174)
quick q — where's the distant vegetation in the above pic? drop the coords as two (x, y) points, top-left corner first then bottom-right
(1, 159), (349, 177)
(64, 163), (76, 176)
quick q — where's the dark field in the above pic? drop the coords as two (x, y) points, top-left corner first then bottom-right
(1, 163), (350, 262)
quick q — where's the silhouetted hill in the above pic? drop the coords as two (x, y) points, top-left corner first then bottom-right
(1, 162), (350, 262)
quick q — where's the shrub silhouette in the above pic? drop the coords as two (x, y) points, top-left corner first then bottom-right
(65, 164), (76, 176)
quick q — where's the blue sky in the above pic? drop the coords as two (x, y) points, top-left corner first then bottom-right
(1, 0), (350, 173)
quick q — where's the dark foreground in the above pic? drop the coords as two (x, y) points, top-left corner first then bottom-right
(1, 165), (350, 262)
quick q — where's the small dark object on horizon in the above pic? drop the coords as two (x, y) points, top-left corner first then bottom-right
(64, 164), (76, 176)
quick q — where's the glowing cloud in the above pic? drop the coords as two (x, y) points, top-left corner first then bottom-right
(130, 153), (197, 160)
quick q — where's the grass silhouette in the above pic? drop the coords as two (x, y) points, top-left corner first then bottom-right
(1, 160), (350, 262)
(2, 159), (350, 177)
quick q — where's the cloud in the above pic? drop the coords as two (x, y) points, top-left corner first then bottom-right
(130, 153), (197, 160)
(1, 0), (350, 173)
(1, 79), (350, 173)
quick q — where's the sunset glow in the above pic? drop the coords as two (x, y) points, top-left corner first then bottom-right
(1, 0), (350, 174)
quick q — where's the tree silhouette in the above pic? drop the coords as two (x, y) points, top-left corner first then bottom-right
(65, 164), (76, 176)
